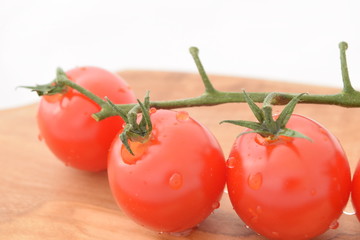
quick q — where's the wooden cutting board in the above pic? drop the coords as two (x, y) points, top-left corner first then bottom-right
(1, 70), (360, 239)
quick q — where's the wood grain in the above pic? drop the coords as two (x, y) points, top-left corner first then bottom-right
(1, 70), (360, 239)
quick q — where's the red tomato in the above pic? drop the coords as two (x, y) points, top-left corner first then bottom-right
(107, 109), (226, 234)
(352, 161), (360, 221)
(226, 114), (351, 240)
(38, 66), (136, 171)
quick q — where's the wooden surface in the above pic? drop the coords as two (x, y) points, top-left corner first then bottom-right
(1, 70), (360, 239)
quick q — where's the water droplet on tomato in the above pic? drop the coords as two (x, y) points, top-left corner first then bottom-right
(248, 206), (262, 223)
(249, 211), (258, 223)
(256, 205), (262, 214)
(329, 219), (339, 229)
(169, 172), (183, 190)
(212, 201), (220, 209)
(226, 157), (236, 168)
(176, 111), (190, 121)
(149, 107), (157, 114)
(248, 172), (263, 190)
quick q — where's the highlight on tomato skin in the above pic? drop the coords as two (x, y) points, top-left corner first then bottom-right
(352, 161), (360, 222)
(107, 109), (226, 235)
(226, 114), (352, 240)
(37, 66), (137, 172)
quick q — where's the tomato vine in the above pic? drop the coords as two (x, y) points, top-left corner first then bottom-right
(29, 42), (359, 114)
(23, 42), (360, 146)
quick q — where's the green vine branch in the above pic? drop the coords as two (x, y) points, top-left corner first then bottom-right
(94, 42), (360, 120)
(25, 42), (360, 124)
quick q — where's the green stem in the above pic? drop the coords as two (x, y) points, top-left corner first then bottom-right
(54, 71), (360, 121)
(262, 93), (278, 132)
(339, 42), (355, 94)
(189, 47), (217, 94)
(263, 92), (278, 108)
(92, 91), (360, 121)
(28, 42), (360, 122)
(55, 68), (106, 107)
(54, 68), (118, 121)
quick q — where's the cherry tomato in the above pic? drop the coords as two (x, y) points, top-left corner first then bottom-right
(107, 109), (226, 234)
(38, 66), (136, 171)
(226, 114), (351, 240)
(352, 161), (360, 222)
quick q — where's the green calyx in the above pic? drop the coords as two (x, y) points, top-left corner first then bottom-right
(106, 92), (153, 155)
(20, 68), (69, 96)
(221, 91), (311, 141)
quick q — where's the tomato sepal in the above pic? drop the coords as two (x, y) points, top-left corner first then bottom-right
(106, 92), (153, 155)
(221, 91), (311, 140)
(20, 68), (68, 96)
(277, 127), (312, 141)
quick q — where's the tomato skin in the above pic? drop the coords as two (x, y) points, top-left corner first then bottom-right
(37, 66), (136, 171)
(107, 109), (226, 233)
(352, 161), (360, 222)
(226, 114), (351, 240)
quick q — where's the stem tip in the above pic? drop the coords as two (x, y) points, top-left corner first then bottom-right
(339, 42), (348, 51)
(189, 47), (199, 55)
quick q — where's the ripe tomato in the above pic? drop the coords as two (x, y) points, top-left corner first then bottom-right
(107, 109), (226, 234)
(352, 161), (360, 222)
(226, 114), (351, 240)
(38, 66), (136, 171)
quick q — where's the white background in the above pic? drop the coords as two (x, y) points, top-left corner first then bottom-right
(1, 0), (360, 110)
